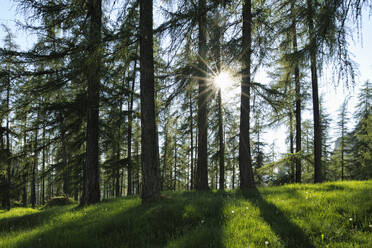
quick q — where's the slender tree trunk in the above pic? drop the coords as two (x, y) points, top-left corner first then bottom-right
(195, 0), (209, 191)
(41, 121), (46, 205)
(82, 0), (102, 205)
(289, 111), (295, 183)
(307, 0), (322, 183)
(174, 141), (177, 191)
(61, 123), (70, 196)
(214, 13), (225, 191)
(341, 130), (344, 181)
(291, 0), (302, 183)
(31, 126), (38, 208)
(189, 93), (194, 190)
(115, 79), (124, 198)
(127, 58), (137, 196)
(239, 0), (255, 189)
(22, 123), (28, 207)
(162, 123), (168, 190)
(218, 89), (225, 190)
(5, 74), (11, 210)
(140, 0), (161, 202)
(115, 140), (120, 197)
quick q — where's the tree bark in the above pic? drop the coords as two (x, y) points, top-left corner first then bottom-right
(174, 140), (177, 191)
(239, 0), (255, 189)
(189, 92), (194, 190)
(5, 72), (11, 210)
(140, 0), (161, 203)
(61, 120), (70, 197)
(307, 0), (322, 183)
(41, 119), (46, 205)
(82, 0), (102, 205)
(214, 12), (225, 191)
(127, 58), (137, 196)
(195, 0), (209, 191)
(291, 0), (302, 183)
(289, 111), (295, 183)
(31, 126), (38, 208)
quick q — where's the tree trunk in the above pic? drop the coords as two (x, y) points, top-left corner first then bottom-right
(31, 126), (38, 208)
(341, 127), (344, 181)
(61, 122), (70, 197)
(291, 0), (302, 183)
(195, 0), (209, 191)
(5, 73), (11, 210)
(189, 92), (194, 190)
(218, 89), (225, 190)
(307, 0), (322, 183)
(140, 0), (161, 203)
(289, 111), (295, 183)
(239, 0), (255, 189)
(82, 0), (102, 205)
(41, 121), (46, 205)
(214, 12), (225, 191)
(174, 141), (177, 191)
(127, 58), (137, 196)
(162, 123), (168, 190)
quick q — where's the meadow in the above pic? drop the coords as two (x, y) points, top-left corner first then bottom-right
(1, 180), (372, 248)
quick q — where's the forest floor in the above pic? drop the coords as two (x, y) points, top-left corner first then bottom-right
(1, 180), (372, 248)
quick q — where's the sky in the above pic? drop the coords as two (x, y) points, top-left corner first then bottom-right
(1, 0), (371, 155)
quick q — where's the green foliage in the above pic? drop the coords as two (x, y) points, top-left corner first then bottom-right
(1, 181), (372, 247)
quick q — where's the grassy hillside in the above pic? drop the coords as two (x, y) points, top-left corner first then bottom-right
(1, 181), (372, 248)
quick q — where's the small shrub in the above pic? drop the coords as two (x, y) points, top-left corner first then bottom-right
(45, 196), (75, 207)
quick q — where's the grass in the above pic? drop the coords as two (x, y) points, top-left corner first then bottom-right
(1, 180), (372, 247)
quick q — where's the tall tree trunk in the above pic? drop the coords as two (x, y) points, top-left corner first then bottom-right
(115, 139), (120, 197)
(41, 120), (46, 205)
(214, 12), (225, 191)
(218, 89), (225, 190)
(61, 122), (70, 196)
(174, 141), (177, 191)
(31, 126), (38, 208)
(189, 92), (194, 190)
(289, 111), (295, 183)
(195, 0), (209, 191)
(306, 0), (322, 183)
(5, 73), (11, 210)
(162, 123), (168, 190)
(239, 0), (255, 189)
(22, 122), (28, 207)
(82, 0), (102, 205)
(140, 0), (161, 203)
(291, 0), (302, 183)
(341, 126), (344, 181)
(127, 58), (137, 196)
(115, 79), (124, 198)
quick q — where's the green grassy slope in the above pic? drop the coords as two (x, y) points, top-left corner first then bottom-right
(1, 180), (372, 248)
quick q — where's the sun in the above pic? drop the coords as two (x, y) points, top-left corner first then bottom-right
(213, 71), (233, 92)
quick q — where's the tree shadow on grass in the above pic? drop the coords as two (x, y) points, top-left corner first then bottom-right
(0, 206), (74, 234)
(13, 191), (225, 248)
(242, 188), (315, 248)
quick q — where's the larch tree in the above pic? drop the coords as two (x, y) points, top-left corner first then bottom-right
(140, 0), (161, 203)
(239, 0), (255, 189)
(82, 0), (102, 205)
(306, 0), (322, 183)
(195, 0), (209, 191)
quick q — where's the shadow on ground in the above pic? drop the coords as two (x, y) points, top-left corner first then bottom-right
(242, 188), (315, 248)
(11, 191), (225, 248)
